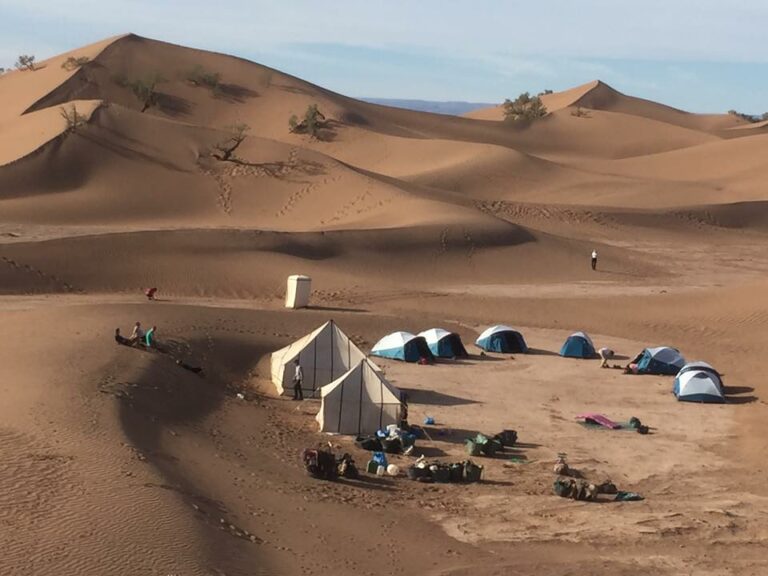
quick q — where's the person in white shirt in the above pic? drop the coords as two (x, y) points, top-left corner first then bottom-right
(130, 321), (145, 345)
(591, 249), (598, 271)
(292, 359), (304, 400)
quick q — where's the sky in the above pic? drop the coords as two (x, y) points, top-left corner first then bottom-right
(1, 0), (767, 113)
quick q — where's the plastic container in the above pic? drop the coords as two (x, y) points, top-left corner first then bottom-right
(432, 466), (451, 483)
(387, 464), (400, 477)
(366, 460), (379, 474)
(376, 465), (386, 477)
(464, 461), (483, 483)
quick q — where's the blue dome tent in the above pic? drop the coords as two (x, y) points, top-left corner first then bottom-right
(674, 369), (725, 403)
(635, 346), (685, 375)
(559, 332), (596, 358)
(475, 325), (528, 353)
(371, 332), (435, 363)
(418, 328), (468, 358)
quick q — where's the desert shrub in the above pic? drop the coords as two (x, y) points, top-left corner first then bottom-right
(212, 123), (251, 161)
(570, 106), (590, 118)
(15, 54), (36, 71)
(115, 73), (165, 112)
(61, 56), (90, 71)
(59, 105), (87, 133)
(185, 65), (221, 89)
(539, 89), (554, 95)
(288, 104), (326, 138)
(503, 92), (547, 122)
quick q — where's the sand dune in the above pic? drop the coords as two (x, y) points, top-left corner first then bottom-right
(3, 34), (768, 576)
(466, 80), (746, 133)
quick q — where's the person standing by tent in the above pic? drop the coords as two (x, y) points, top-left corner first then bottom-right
(591, 249), (598, 271)
(292, 359), (304, 401)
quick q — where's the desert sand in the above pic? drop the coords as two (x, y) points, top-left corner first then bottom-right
(2, 34), (768, 575)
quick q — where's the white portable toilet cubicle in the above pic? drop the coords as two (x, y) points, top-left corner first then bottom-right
(285, 275), (312, 309)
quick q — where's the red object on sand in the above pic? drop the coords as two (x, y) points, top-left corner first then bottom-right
(145, 287), (157, 300)
(575, 413), (620, 429)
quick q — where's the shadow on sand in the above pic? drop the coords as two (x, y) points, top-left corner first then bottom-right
(400, 388), (479, 407)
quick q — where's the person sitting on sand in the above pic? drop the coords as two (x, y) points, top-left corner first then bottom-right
(145, 287), (157, 301)
(144, 325), (156, 348)
(130, 321), (145, 346)
(114, 328), (131, 346)
(623, 363), (639, 375)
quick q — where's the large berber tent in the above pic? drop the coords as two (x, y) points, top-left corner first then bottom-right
(559, 331), (596, 358)
(418, 328), (468, 358)
(475, 325), (528, 353)
(635, 346), (686, 375)
(271, 320), (367, 396)
(316, 359), (402, 435)
(371, 331), (435, 363)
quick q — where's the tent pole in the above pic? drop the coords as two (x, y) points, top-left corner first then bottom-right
(337, 367), (345, 433)
(358, 360), (364, 436)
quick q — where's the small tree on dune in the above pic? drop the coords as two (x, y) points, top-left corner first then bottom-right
(61, 56), (90, 71)
(538, 89), (554, 96)
(762, 112), (768, 122)
(503, 92), (548, 122)
(116, 73), (165, 112)
(212, 123), (251, 162)
(15, 54), (36, 71)
(288, 104), (326, 139)
(59, 104), (87, 134)
(185, 65), (222, 95)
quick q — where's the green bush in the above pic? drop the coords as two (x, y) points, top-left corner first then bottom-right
(503, 92), (547, 122)
(61, 56), (90, 71)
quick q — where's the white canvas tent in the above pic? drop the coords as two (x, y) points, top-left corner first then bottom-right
(316, 359), (402, 435)
(270, 320), (367, 396)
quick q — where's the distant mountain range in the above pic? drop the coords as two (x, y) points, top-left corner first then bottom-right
(360, 98), (496, 116)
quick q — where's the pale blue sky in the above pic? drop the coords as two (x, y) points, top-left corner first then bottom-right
(1, 0), (766, 113)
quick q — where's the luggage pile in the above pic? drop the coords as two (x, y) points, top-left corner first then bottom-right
(302, 448), (359, 481)
(356, 424), (417, 455)
(465, 429), (517, 457)
(405, 457), (483, 484)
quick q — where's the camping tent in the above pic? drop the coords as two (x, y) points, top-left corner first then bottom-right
(559, 332), (596, 358)
(418, 328), (468, 358)
(673, 370), (725, 403)
(635, 346), (686, 375)
(316, 359), (402, 435)
(271, 320), (367, 396)
(475, 325), (528, 353)
(677, 361), (721, 382)
(371, 332), (435, 363)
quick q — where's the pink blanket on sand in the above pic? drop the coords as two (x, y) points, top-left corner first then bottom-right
(575, 413), (621, 429)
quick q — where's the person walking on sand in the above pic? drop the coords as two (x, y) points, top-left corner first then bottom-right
(591, 249), (598, 271)
(292, 359), (304, 401)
